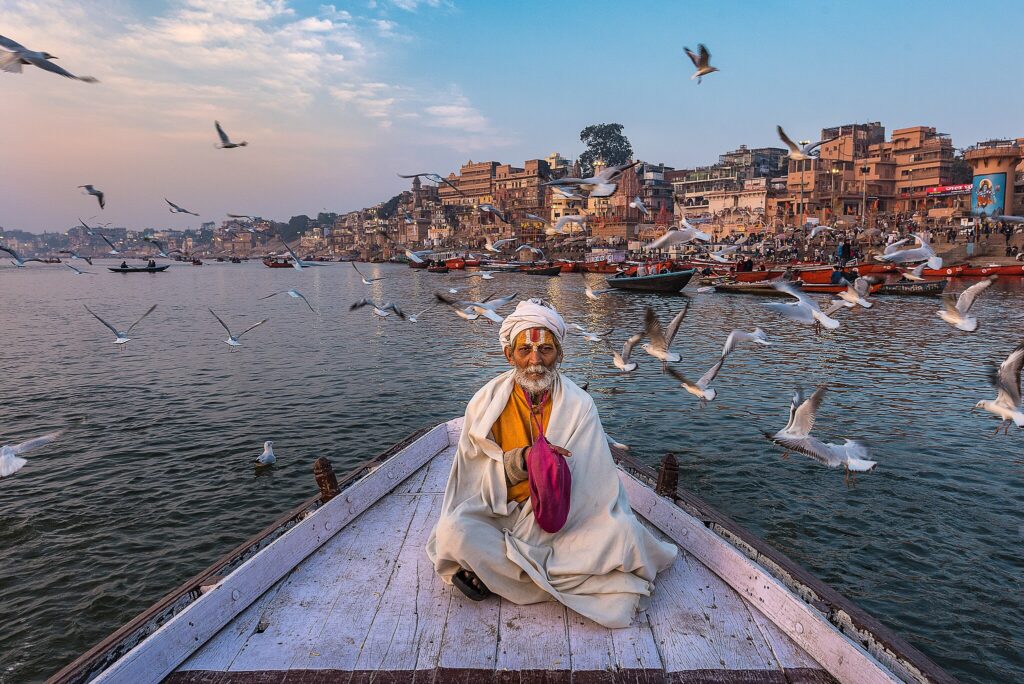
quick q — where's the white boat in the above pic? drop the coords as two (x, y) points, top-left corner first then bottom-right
(50, 419), (954, 684)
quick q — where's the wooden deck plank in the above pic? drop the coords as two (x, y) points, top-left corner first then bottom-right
(745, 604), (821, 671)
(418, 448), (455, 494)
(277, 492), (423, 672)
(609, 609), (664, 674)
(435, 588), (501, 673)
(619, 471), (898, 684)
(352, 493), (451, 673)
(565, 609), (615, 677)
(495, 599), (572, 675)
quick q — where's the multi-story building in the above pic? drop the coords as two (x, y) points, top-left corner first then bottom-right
(671, 145), (787, 220)
(438, 160), (499, 206)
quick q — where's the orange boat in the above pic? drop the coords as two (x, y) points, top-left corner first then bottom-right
(922, 265), (963, 278)
(556, 259), (581, 273)
(262, 257), (293, 268)
(731, 270), (784, 282)
(444, 257), (466, 270)
(853, 263), (899, 275)
(463, 257), (481, 268)
(959, 263), (1024, 277)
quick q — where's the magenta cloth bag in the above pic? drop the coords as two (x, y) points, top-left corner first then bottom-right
(523, 389), (572, 533)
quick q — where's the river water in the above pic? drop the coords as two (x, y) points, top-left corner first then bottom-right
(0, 261), (1021, 683)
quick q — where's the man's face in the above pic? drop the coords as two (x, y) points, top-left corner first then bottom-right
(505, 328), (560, 391)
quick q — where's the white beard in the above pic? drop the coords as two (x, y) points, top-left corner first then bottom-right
(513, 363), (556, 395)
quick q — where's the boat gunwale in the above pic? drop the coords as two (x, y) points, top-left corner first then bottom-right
(47, 425), (435, 684)
(612, 449), (957, 684)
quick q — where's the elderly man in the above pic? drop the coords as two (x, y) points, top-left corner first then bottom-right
(427, 299), (676, 628)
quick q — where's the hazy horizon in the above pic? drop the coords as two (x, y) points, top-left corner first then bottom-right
(4, 0), (1023, 234)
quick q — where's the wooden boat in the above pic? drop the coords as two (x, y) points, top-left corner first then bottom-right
(408, 259), (430, 269)
(191, 258), (203, 266)
(853, 263), (900, 275)
(877, 279), (948, 296)
(107, 265), (170, 273)
(262, 257), (293, 269)
(444, 257), (466, 270)
(556, 259), (581, 273)
(922, 265), (963, 278)
(581, 257), (622, 274)
(797, 266), (843, 284)
(519, 264), (561, 276)
(606, 268), (695, 293)
(463, 257), (481, 268)
(51, 419), (953, 684)
(730, 270), (785, 283)
(800, 282), (883, 295)
(959, 263), (1024, 277)
(427, 264), (449, 273)
(714, 281), (794, 296)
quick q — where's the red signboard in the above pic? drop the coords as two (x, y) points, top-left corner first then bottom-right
(926, 184), (972, 196)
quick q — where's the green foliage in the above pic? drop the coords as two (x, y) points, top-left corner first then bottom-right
(379, 192), (408, 219)
(950, 154), (973, 185)
(578, 123), (633, 176)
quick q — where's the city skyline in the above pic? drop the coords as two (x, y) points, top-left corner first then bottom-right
(4, 0), (1023, 233)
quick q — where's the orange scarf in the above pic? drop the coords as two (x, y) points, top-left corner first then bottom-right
(490, 386), (551, 503)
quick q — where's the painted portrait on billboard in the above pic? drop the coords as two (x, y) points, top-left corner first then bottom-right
(972, 173), (1006, 217)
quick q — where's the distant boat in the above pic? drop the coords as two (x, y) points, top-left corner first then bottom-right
(519, 264), (561, 276)
(877, 279), (947, 296)
(262, 257), (293, 269)
(107, 265), (170, 273)
(427, 263), (449, 273)
(959, 263), (1024, 277)
(606, 268), (695, 293)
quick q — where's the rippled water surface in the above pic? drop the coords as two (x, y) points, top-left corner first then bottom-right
(1, 261), (1022, 683)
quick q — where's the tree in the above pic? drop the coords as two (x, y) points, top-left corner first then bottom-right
(950, 154), (973, 185)
(578, 123), (633, 177)
(283, 215), (310, 241)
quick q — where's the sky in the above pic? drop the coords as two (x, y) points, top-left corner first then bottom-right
(3, 0), (1023, 233)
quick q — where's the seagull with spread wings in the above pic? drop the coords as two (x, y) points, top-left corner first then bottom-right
(776, 126), (830, 161)
(92, 230), (121, 255)
(397, 172), (467, 197)
(665, 357), (725, 406)
(543, 161), (638, 198)
(352, 262), (386, 284)
(484, 237), (517, 253)
(0, 244), (44, 268)
(0, 34), (98, 82)
(603, 331), (643, 372)
(59, 249), (93, 266)
(64, 262), (93, 275)
(144, 237), (181, 258)
(683, 44), (719, 83)
(641, 304), (688, 362)
(764, 387), (877, 480)
(209, 309), (268, 350)
(84, 304), (157, 348)
(1, 429), (65, 478)
(278, 236), (320, 269)
(165, 198), (199, 216)
(646, 219), (711, 250)
(260, 288), (315, 313)
(765, 282), (841, 331)
(435, 292), (517, 323)
(629, 196), (651, 217)
(938, 276), (996, 332)
(214, 121), (247, 149)
(350, 299), (405, 319)
(78, 185), (105, 209)
(721, 328), (771, 356)
(975, 342), (1024, 435)
(478, 204), (509, 224)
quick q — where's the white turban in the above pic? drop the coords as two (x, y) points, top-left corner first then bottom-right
(499, 298), (567, 350)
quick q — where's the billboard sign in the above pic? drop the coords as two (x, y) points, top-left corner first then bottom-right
(972, 173), (1006, 217)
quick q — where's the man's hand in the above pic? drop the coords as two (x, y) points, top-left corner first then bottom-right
(525, 444), (572, 462)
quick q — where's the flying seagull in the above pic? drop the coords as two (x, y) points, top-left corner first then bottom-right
(776, 126), (830, 161)
(485, 237), (517, 253)
(461, 270), (497, 280)
(59, 249), (92, 265)
(765, 282), (840, 331)
(165, 198), (199, 216)
(808, 224), (835, 240)
(405, 249), (426, 264)
(478, 203), (509, 223)
(603, 331), (643, 372)
(543, 162), (638, 198)
(665, 357), (725, 406)
(524, 213), (550, 225)
(78, 185), (105, 209)
(836, 277), (875, 309)
(84, 304), (157, 348)
(227, 213), (255, 220)
(435, 292), (517, 323)
(937, 275), (995, 332)
(255, 441), (275, 466)
(92, 230), (120, 255)
(683, 44), (718, 83)
(144, 237), (180, 258)
(721, 328), (771, 356)
(209, 309), (268, 349)
(260, 288), (315, 313)
(278, 236), (320, 269)
(407, 304), (436, 323)
(214, 120), (247, 149)
(647, 219), (711, 250)
(708, 245), (739, 263)
(397, 172), (467, 197)
(0, 245), (43, 268)
(900, 263), (928, 282)
(585, 285), (613, 300)
(64, 262), (93, 275)
(875, 233), (941, 268)
(516, 244), (545, 259)
(764, 386), (877, 480)
(551, 186), (585, 200)
(352, 262), (385, 284)
(1, 429), (65, 478)
(630, 196), (651, 217)
(0, 34), (98, 82)
(350, 298), (405, 319)
(571, 326), (613, 343)
(975, 342), (1024, 435)
(642, 304), (688, 363)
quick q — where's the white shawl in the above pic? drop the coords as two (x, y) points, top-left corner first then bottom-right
(427, 371), (677, 628)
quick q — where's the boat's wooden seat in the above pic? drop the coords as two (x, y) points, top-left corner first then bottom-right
(168, 421), (834, 683)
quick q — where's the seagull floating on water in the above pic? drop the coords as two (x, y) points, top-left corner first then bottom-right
(255, 440), (275, 466)
(764, 386), (877, 480)
(260, 288), (315, 313)
(684, 44), (718, 83)
(209, 309), (268, 349)
(1, 429), (64, 478)
(975, 342), (1024, 435)
(84, 304), (157, 348)
(836, 277), (875, 309)
(214, 121), (247, 149)
(0, 35), (98, 82)
(642, 304), (688, 363)
(937, 276), (995, 332)
(0, 245), (43, 268)
(78, 185), (105, 209)
(165, 198), (199, 216)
